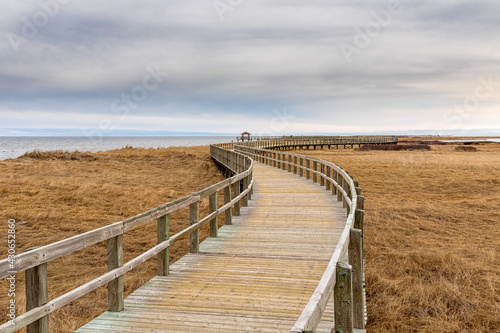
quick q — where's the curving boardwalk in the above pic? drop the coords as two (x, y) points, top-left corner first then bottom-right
(76, 162), (347, 332)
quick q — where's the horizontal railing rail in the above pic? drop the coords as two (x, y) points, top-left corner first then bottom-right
(0, 145), (253, 333)
(235, 143), (366, 333)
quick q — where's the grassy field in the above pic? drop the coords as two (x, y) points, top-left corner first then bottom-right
(298, 139), (500, 332)
(1, 139), (499, 332)
(0, 146), (225, 332)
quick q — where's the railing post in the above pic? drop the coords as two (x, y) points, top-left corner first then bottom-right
(249, 169), (254, 196)
(355, 187), (361, 196)
(357, 195), (365, 211)
(288, 155), (292, 172)
(248, 172), (253, 200)
(342, 179), (348, 208)
(306, 159), (310, 179)
(108, 234), (124, 312)
(337, 173), (343, 202)
(242, 175), (249, 207)
(349, 228), (364, 329)
(332, 170), (338, 195)
(326, 166), (331, 190)
(25, 247), (48, 333)
(282, 154), (286, 170)
(299, 158), (304, 177)
(294, 156), (298, 174)
(224, 184), (232, 225)
(190, 201), (200, 253)
(313, 161), (318, 183)
(209, 192), (218, 237)
(273, 152), (277, 168)
(334, 262), (354, 333)
(234, 181), (241, 216)
(157, 214), (170, 276)
(354, 209), (364, 231)
(320, 163), (325, 186)
(313, 161), (317, 183)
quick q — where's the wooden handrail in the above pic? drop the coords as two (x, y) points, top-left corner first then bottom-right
(0, 145), (253, 333)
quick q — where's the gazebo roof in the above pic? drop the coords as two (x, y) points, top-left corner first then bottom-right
(241, 131), (251, 135)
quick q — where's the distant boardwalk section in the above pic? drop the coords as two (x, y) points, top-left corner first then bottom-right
(77, 162), (346, 332)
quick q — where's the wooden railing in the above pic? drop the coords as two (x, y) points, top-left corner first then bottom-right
(0, 145), (253, 333)
(242, 136), (397, 149)
(222, 135), (397, 150)
(235, 143), (366, 333)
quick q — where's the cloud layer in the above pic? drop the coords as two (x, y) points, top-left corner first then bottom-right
(1, 0), (499, 135)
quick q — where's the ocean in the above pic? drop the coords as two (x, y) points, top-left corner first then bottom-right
(0, 136), (235, 161)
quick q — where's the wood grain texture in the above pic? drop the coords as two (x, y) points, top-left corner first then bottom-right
(76, 162), (347, 333)
(349, 228), (364, 329)
(334, 262), (353, 333)
(157, 215), (170, 276)
(108, 234), (124, 312)
(25, 262), (48, 333)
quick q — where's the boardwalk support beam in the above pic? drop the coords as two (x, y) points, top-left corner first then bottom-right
(108, 234), (124, 312)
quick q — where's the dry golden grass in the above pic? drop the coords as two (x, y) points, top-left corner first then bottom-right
(298, 139), (500, 332)
(3, 139), (500, 332)
(0, 146), (225, 332)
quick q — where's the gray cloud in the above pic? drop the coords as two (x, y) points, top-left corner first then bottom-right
(0, 0), (499, 134)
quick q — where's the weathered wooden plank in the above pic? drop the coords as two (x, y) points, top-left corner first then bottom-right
(349, 228), (364, 329)
(242, 176), (249, 207)
(209, 192), (218, 237)
(234, 181), (241, 216)
(224, 185), (232, 225)
(190, 201), (200, 253)
(334, 262), (353, 333)
(25, 260), (48, 333)
(354, 210), (364, 231)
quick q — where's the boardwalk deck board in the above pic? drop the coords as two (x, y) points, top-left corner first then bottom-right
(76, 163), (347, 333)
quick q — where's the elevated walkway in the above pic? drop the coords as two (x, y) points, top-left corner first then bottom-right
(77, 163), (346, 332)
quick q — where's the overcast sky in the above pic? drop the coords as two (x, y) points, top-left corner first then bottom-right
(1, 0), (499, 136)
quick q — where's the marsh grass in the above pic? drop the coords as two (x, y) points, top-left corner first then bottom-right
(0, 146), (225, 332)
(2, 140), (499, 332)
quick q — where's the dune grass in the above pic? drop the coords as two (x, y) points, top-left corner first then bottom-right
(0, 146), (225, 332)
(298, 139), (500, 332)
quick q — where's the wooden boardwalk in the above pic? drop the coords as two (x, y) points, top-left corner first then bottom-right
(76, 162), (347, 332)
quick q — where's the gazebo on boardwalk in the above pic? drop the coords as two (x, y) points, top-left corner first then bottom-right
(240, 131), (251, 142)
